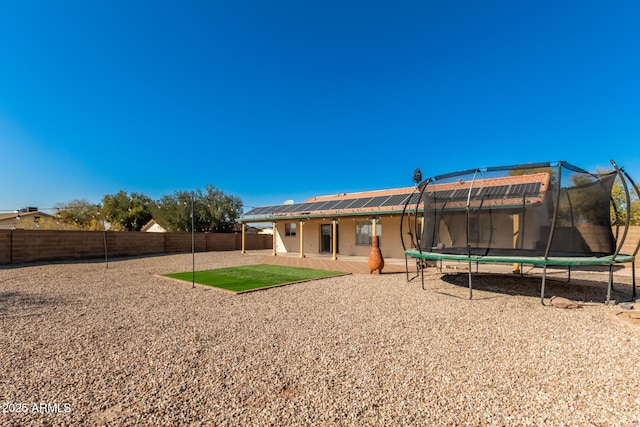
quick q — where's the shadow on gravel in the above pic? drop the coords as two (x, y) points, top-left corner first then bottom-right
(0, 291), (77, 318)
(440, 272), (635, 303)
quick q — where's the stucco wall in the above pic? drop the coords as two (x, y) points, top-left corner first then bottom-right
(274, 216), (408, 259)
(271, 217), (640, 260)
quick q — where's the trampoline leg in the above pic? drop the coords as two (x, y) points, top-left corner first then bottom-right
(468, 261), (473, 300)
(633, 262), (637, 300)
(405, 255), (409, 282)
(519, 264), (524, 278)
(421, 261), (425, 290)
(606, 265), (613, 305)
(540, 265), (547, 305)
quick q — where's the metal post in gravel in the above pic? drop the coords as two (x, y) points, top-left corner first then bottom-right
(185, 194), (195, 288)
(191, 193), (195, 289)
(98, 207), (109, 269)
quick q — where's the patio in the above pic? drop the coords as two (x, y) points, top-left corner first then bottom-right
(257, 252), (408, 274)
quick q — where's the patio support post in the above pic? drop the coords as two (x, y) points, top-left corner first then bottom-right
(241, 223), (246, 254)
(332, 219), (338, 260)
(512, 214), (520, 273)
(299, 220), (305, 258)
(272, 222), (277, 256)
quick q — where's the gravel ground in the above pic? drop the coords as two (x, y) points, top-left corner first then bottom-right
(1, 250), (639, 426)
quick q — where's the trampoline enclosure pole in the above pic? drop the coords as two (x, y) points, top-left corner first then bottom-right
(540, 265), (547, 305)
(633, 262), (637, 299)
(468, 261), (473, 299)
(544, 162), (563, 260)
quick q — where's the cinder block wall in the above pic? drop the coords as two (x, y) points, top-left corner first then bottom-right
(617, 226), (640, 256)
(0, 230), (12, 264)
(207, 233), (236, 251)
(0, 230), (272, 265)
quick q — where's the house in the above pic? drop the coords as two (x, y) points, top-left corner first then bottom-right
(141, 219), (167, 233)
(0, 210), (53, 230)
(240, 172), (553, 259)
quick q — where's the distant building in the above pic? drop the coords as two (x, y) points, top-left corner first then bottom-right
(0, 210), (53, 230)
(141, 219), (167, 233)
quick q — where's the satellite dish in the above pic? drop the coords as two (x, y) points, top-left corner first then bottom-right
(283, 200), (294, 205)
(412, 168), (422, 184)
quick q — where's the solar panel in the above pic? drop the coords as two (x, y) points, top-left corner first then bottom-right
(469, 188), (484, 199)
(244, 208), (261, 216)
(408, 193), (421, 204)
(468, 189), (480, 199)
(438, 190), (455, 199)
(276, 203), (300, 213)
(256, 206), (274, 214)
(450, 189), (468, 200)
(294, 202), (316, 212)
(333, 199), (358, 209)
(249, 206), (275, 215)
(383, 193), (411, 206)
(508, 184), (524, 197)
(322, 200), (341, 211)
(526, 182), (542, 195)
(347, 197), (374, 209)
(362, 196), (391, 208)
(496, 185), (510, 197)
(418, 181), (546, 205)
(311, 200), (335, 211)
(484, 186), (502, 198)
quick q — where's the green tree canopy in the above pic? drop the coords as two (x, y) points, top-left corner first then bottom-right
(150, 185), (243, 232)
(54, 199), (102, 230)
(610, 176), (640, 226)
(102, 191), (153, 231)
(200, 184), (244, 232)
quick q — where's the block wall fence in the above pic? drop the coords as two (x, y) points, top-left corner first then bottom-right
(0, 230), (272, 265)
(616, 226), (640, 258)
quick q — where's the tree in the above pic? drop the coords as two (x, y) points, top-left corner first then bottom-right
(610, 176), (640, 226)
(102, 191), (153, 231)
(151, 191), (194, 232)
(200, 184), (243, 232)
(53, 185), (243, 232)
(55, 200), (102, 230)
(151, 185), (243, 232)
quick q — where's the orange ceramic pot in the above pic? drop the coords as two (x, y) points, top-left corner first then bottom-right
(368, 235), (384, 274)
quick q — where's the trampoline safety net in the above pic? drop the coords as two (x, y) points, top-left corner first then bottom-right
(405, 161), (634, 259)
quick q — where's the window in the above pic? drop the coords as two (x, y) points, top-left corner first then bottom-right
(285, 223), (296, 236)
(355, 221), (382, 246)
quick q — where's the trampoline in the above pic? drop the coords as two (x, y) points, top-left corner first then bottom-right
(401, 160), (639, 304)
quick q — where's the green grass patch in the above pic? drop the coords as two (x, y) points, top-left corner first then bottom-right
(164, 264), (347, 293)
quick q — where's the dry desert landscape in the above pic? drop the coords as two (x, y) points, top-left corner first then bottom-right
(1, 250), (639, 426)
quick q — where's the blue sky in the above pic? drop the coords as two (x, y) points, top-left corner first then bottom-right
(1, 1), (639, 214)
